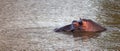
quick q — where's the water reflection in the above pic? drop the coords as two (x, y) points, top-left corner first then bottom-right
(73, 32), (100, 40)
(55, 30), (103, 50)
(59, 31), (101, 40)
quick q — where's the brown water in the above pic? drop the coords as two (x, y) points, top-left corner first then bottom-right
(0, 0), (120, 51)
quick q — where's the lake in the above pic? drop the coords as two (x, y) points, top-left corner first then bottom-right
(0, 0), (120, 51)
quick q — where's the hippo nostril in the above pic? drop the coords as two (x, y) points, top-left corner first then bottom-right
(70, 25), (75, 32)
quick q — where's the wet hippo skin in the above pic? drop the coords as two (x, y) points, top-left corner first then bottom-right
(79, 19), (106, 32)
(54, 19), (106, 32)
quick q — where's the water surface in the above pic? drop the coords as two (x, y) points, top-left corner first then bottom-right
(0, 0), (120, 51)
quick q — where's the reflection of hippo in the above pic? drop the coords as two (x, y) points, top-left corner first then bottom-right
(54, 18), (106, 32)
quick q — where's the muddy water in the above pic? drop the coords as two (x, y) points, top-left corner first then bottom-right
(0, 0), (120, 51)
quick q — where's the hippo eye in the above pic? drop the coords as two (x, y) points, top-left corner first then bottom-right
(72, 20), (77, 24)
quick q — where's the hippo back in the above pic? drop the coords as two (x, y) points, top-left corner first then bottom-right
(81, 19), (106, 32)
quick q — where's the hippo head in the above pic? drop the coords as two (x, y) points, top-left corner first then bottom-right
(70, 19), (83, 32)
(54, 18), (106, 32)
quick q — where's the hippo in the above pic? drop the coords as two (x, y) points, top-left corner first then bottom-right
(54, 18), (106, 32)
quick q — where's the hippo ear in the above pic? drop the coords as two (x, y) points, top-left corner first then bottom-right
(79, 18), (82, 21)
(79, 18), (83, 25)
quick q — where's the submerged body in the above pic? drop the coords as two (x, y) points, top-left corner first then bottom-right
(54, 19), (106, 32)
